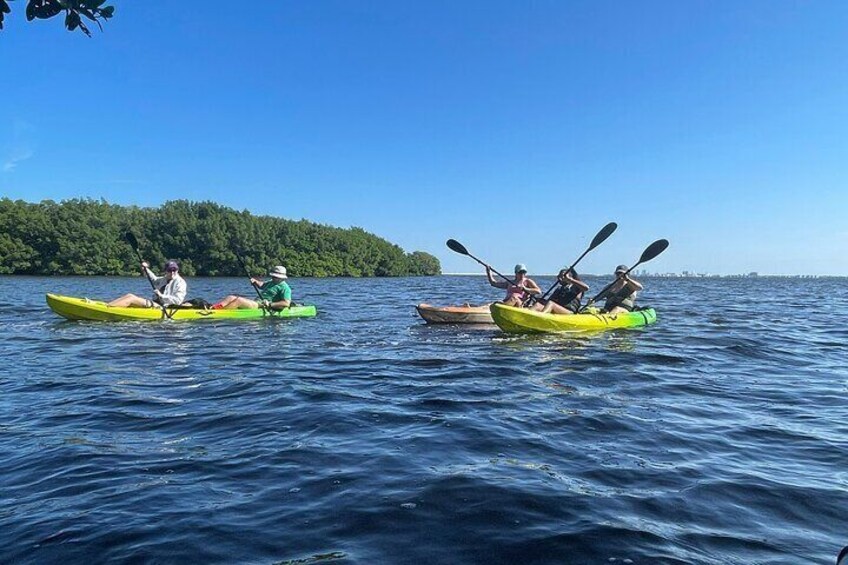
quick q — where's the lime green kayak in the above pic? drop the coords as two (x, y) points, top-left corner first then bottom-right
(489, 303), (656, 333)
(46, 293), (317, 322)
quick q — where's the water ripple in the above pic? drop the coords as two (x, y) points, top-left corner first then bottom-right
(0, 276), (846, 564)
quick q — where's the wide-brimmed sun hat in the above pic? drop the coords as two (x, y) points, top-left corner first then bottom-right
(514, 263), (528, 274)
(269, 266), (288, 279)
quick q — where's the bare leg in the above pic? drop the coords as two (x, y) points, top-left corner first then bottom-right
(222, 296), (259, 309)
(217, 295), (241, 308)
(606, 306), (629, 315)
(501, 296), (522, 307)
(542, 301), (574, 315)
(108, 293), (149, 308)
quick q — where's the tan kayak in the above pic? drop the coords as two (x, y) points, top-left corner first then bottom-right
(415, 303), (494, 324)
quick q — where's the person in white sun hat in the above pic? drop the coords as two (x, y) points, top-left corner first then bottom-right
(216, 265), (292, 310)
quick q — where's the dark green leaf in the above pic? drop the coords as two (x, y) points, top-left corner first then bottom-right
(100, 4), (112, 18)
(65, 10), (79, 30)
(78, 6), (96, 21)
(0, 0), (8, 32)
(77, 16), (91, 35)
(27, 0), (64, 21)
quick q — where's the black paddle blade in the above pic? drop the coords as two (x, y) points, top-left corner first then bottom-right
(639, 239), (669, 263)
(446, 239), (469, 256)
(588, 222), (617, 251)
(124, 231), (140, 251)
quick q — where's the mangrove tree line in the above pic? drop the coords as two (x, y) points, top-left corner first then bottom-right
(0, 198), (441, 277)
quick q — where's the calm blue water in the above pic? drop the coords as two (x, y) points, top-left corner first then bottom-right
(1, 275), (846, 564)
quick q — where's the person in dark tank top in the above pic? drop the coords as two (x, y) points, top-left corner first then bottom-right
(532, 268), (589, 315)
(601, 264), (643, 314)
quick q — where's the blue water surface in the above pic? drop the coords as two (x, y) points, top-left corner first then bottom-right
(1, 275), (846, 564)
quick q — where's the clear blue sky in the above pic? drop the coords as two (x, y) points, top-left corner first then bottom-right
(2, 1), (846, 275)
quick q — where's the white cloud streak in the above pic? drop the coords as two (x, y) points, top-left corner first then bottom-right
(2, 147), (34, 172)
(2, 120), (36, 174)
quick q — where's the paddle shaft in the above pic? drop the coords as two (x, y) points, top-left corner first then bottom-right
(126, 236), (157, 292)
(535, 222), (619, 303)
(584, 262), (647, 311)
(539, 246), (592, 302)
(235, 254), (265, 301)
(464, 253), (514, 285)
(445, 238), (519, 286)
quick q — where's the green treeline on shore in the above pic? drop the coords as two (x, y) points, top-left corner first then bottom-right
(0, 199), (441, 277)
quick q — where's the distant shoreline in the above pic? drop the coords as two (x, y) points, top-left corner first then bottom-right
(443, 273), (847, 278)
(2, 273), (843, 279)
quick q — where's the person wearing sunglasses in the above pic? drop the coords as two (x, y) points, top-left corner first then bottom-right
(486, 263), (542, 307)
(107, 259), (187, 308)
(600, 264), (643, 314)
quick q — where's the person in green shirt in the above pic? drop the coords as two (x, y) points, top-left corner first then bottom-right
(217, 265), (292, 310)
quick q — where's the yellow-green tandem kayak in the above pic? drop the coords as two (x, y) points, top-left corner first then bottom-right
(46, 294), (317, 322)
(489, 303), (656, 333)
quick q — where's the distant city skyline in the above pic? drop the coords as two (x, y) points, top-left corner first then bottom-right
(1, 2), (846, 276)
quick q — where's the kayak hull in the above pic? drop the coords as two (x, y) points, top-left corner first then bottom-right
(46, 294), (317, 322)
(416, 303), (494, 324)
(489, 303), (656, 334)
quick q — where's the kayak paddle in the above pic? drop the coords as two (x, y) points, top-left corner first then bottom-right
(234, 252), (266, 302)
(531, 222), (618, 305)
(446, 239), (514, 284)
(124, 231), (157, 293)
(582, 238), (669, 310)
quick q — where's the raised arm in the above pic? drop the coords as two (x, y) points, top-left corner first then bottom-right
(486, 266), (508, 289)
(522, 277), (542, 294)
(624, 275), (644, 292)
(567, 276), (590, 293)
(141, 262), (157, 284)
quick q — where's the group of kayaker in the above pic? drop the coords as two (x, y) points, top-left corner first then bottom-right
(105, 240), (642, 318)
(485, 263), (643, 315)
(107, 260), (294, 311)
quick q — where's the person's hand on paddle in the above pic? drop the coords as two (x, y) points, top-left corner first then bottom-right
(557, 269), (574, 284)
(250, 277), (261, 287)
(141, 261), (149, 270)
(259, 299), (271, 309)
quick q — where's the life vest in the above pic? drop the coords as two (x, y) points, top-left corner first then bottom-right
(604, 283), (636, 311)
(550, 284), (582, 313)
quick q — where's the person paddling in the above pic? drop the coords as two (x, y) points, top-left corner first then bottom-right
(599, 264), (643, 314)
(486, 263), (541, 307)
(532, 268), (589, 315)
(216, 265), (292, 310)
(108, 260), (187, 308)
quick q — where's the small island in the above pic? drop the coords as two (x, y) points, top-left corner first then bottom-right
(0, 198), (441, 277)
